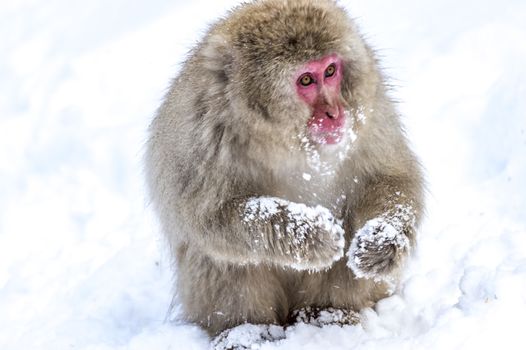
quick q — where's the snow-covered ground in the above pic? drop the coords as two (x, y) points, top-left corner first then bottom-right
(1, 0), (525, 349)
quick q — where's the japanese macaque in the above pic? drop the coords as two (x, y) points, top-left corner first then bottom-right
(145, 0), (424, 348)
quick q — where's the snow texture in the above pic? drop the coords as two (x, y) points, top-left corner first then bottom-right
(292, 307), (360, 327)
(243, 197), (343, 239)
(1, 0), (526, 349)
(212, 324), (286, 350)
(213, 308), (359, 350)
(243, 197), (345, 269)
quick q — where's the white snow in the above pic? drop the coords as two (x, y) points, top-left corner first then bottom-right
(212, 323), (286, 350)
(244, 197), (284, 222)
(1, 0), (526, 349)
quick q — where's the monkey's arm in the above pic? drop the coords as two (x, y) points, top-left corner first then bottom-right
(346, 174), (424, 279)
(197, 196), (345, 270)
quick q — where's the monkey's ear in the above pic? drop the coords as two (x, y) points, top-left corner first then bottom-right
(200, 33), (233, 83)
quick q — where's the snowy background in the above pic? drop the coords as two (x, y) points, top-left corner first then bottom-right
(1, 0), (525, 349)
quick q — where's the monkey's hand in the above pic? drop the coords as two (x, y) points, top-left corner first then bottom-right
(346, 213), (413, 280)
(243, 197), (345, 271)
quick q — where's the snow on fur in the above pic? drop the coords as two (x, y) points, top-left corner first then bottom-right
(243, 196), (345, 268)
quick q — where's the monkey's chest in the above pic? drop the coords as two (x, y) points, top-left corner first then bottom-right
(272, 172), (345, 214)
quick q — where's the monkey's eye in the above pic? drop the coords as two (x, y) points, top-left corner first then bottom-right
(299, 74), (314, 86)
(325, 64), (336, 78)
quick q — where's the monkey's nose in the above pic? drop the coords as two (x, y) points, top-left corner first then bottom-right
(326, 111), (335, 119)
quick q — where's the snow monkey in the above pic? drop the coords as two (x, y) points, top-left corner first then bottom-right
(145, 0), (424, 348)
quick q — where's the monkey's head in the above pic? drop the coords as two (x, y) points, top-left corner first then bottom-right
(202, 0), (380, 162)
(294, 53), (346, 145)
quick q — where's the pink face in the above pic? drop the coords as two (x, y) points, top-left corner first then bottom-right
(295, 54), (345, 145)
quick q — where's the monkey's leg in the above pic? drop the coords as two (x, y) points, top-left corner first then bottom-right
(290, 259), (390, 326)
(177, 251), (289, 336)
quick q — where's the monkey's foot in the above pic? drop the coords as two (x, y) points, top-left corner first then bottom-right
(289, 306), (360, 327)
(211, 323), (285, 350)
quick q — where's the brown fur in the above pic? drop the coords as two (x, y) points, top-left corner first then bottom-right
(145, 0), (424, 339)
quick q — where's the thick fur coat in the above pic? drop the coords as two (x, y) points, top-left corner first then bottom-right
(145, 0), (424, 337)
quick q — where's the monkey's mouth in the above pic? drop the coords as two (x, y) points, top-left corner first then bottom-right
(307, 113), (346, 145)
